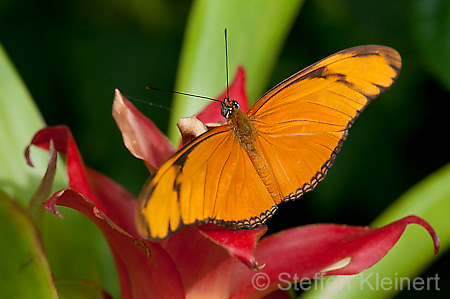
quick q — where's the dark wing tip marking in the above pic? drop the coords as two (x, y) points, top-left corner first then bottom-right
(301, 66), (326, 81)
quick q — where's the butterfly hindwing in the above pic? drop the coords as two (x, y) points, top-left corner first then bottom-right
(137, 125), (277, 240)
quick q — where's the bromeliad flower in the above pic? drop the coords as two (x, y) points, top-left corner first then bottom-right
(27, 67), (439, 298)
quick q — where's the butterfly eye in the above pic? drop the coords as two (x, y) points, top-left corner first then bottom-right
(221, 105), (232, 119)
(221, 100), (239, 119)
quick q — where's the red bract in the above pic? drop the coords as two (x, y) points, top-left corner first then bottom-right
(27, 66), (439, 299)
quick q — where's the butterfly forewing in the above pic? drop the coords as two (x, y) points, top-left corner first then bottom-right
(137, 45), (402, 240)
(248, 45), (401, 200)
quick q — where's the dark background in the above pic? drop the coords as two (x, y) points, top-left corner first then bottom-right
(1, 0), (448, 297)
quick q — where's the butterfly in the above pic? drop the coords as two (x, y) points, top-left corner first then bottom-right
(136, 45), (402, 240)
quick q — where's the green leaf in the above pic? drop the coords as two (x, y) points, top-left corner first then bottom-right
(168, 0), (305, 142)
(0, 44), (118, 297)
(0, 191), (58, 299)
(300, 163), (450, 298)
(56, 279), (112, 299)
(0, 43), (67, 204)
(27, 141), (57, 231)
(43, 208), (119, 298)
(410, 0), (450, 91)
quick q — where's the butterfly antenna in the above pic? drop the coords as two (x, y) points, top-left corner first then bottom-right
(146, 86), (222, 103)
(124, 94), (172, 111)
(224, 28), (230, 101)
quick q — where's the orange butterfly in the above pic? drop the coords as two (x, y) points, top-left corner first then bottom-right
(136, 45), (402, 240)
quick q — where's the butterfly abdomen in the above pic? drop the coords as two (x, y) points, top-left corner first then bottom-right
(228, 108), (281, 202)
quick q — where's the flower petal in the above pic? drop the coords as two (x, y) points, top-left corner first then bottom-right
(176, 116), (208, 145)
(26, 126), (97, 205)
(161, 226), (237, 299)
(28, 126), (186, 298)
(27, 126), (135, 232)
(229, 216), (439, 298)
(86, 168), (138, 237)
(152, 224), (267, 298)
(112, 89), (175, 172)
(198, 224), (267, 270)
(44, 188), (184, 299)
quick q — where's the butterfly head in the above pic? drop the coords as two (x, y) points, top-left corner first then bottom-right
(221, 98), (239, 119)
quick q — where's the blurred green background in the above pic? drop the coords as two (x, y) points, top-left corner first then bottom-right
(1, 0), (449, 298)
